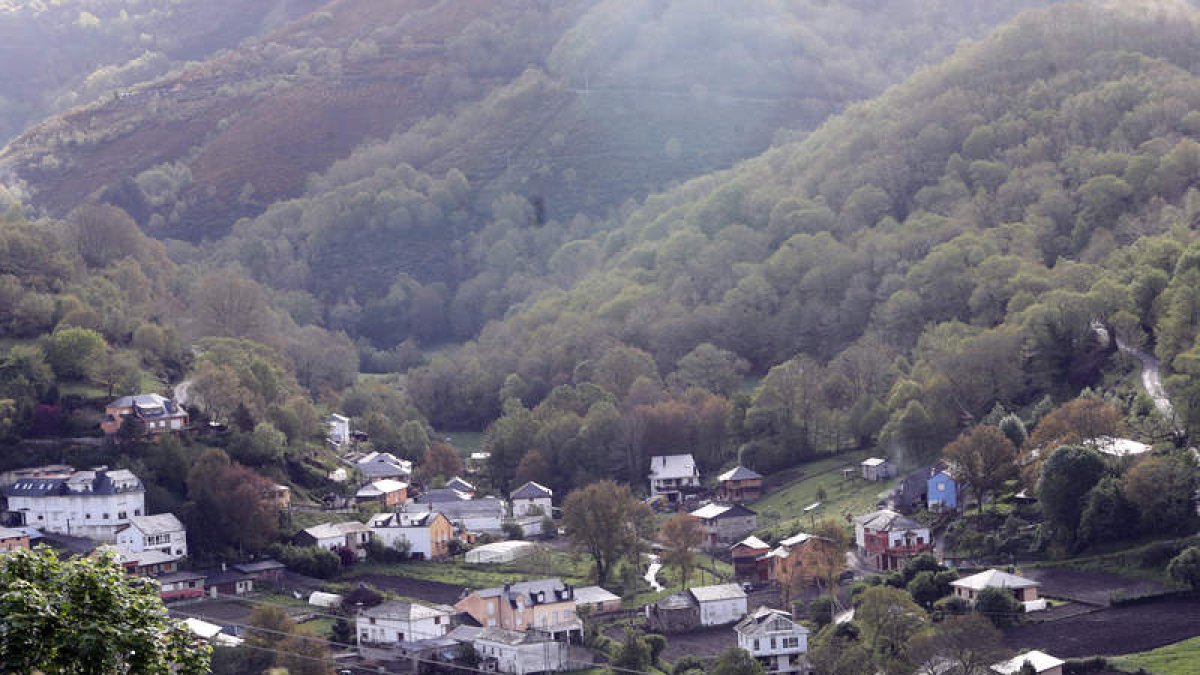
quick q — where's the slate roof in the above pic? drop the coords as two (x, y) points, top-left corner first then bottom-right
(5, 469), (143, 497)
(475, 627), (554, 646)
(0, 526), (27, 540)
(573, 586), (621, 605)
(369, 512), (439, 528)
(690, 503), (757, 521)
(689, 583), (746, 603)
(734, 606), (808, 637)
(360, 461), (412, 479)
(952, 569), (1039, 591)
(733, 535), (770, 550)
(364, 600), (454, 621)
(416, 488), (472, 504)
(854, 509), (923, 532)
(718, 466), (763, 482)
(356, 479), (408, 498)
(648, 454), (697, 480)
(445, 477), (475, 492)
(475, 578), (573, 602)
(204, 570), (254, 587)
(302, 521), (372, 540)
(420, 497), (505, 519)
(779, 532), (811, 548)
(232, 559), (285, 574)
(126, 513), (184, 535)
(510, 481), (552, 500)
(991, 650), (1064, 675)
(861, 457), (888, 467)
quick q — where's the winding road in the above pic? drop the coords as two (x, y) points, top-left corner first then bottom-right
(1115, 337), (1182, 432)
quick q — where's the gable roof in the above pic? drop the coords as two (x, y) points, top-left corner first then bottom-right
(573, 586), (621, 605)
(732, 535), (770, 551)
(990, 651), (1064, 675)
(734, 605), (808, 637)
(952, 569), (1039, 591)
(690, 503), (757, 520)
(718, 466), (763, 482)
(416, 488), (472, 504)
(779, 532), (811, 548)
(474, 578), (572, 601)
(475, 627), (555, 646)
(302, 521), (372, 540)
(648, 454), (697, 480)
(861, 457), (888, 467)
(364, 600), (453, 621)
(689, 583), (746, 603)
(853, 509), (923, 532)
(369, 511), (443, 528)
(126, 513), (184, 535)
(445, 476), (475, 492)
(510, 481), (553, 500)
(356, 479), (408, 498)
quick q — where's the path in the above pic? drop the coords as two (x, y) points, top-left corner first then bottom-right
(644, 554), (664, 592)
(1115, 338), (1179, 429)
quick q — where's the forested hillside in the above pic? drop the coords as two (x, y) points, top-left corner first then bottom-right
(0, 0), (323, 145)
(390, 0), (1200, 492)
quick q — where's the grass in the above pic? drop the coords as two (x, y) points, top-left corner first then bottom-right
(437, 431), (486, 455)
(1030, 536), (1200, 585)
(344, 547), (594, 589)
(1109, 636), (1200, 674)
(753, 449), (888, 538)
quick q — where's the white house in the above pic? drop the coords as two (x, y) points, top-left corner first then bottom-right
(510, 481), (553, 517)
(3, 468), (145, 542)
(473, 628), (568, 675)
(328, 414), (350, 446)
(690, 583), (748, 626)
(991, 650), (1065, 675)
(735, 606), (810, 674)
(115, 512), (187, 559)
(648, 454), (700, 504)
(952, 569), (1046, 612)
(357, 600), (454, 648)
(367, 511), (454, 560)
(297, 521), (373, 559)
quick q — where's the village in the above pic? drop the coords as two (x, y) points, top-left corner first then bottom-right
(4, 392), (1198, 675)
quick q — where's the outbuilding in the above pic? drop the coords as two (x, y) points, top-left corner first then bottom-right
(464, 540), (539, 564)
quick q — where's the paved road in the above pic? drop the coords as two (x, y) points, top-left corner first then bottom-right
(1116, 338), (1179, 428)
(644, 554), (664, 592)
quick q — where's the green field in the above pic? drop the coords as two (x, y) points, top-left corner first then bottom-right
(752, 450), (889, 539)
(1110, 636), (1200, 674)
(346, 547), (594, 589)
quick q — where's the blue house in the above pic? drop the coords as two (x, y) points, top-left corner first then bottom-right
(927, 468), (960, 511)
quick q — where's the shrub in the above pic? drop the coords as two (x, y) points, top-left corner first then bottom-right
(974, 587), (1021, 628)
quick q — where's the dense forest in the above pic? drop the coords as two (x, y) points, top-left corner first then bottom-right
(7, 0), (1200, 504)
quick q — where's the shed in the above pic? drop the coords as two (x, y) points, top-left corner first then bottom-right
(861, 458), (892, 481)
(573, 586), (622, 615)
(308, 591), (343, 608)
(465, 540), (539, 564)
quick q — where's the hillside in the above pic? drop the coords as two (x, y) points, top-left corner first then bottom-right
(0, 0), (324, 145)
(0, 1), (1053, 245)
(400, 0), (1200, 470)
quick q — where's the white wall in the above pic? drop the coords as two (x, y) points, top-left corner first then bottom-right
(699, 597), (747, 626)
(10, 492), (145, 542)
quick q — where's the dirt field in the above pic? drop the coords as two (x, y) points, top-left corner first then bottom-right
(1006, 597), (1200, 657)
(1021, 568), (1169, 606)
(352, 573), (465, 605)
(660, 625), (739, 661)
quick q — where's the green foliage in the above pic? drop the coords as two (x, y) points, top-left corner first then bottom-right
(973, 587), (1021, 628)
(275, 544), (341, 579)
(1038, 446), (1107, 546)
(1168, 546), (1200, 590)
(612, 628), (652, 673)
(808, 595), (835, 630)
(0, 546), (210, 673)
(42, 326), (106, 381)
(711, 647), (765, 675)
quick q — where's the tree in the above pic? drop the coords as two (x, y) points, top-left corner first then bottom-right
(1078, 476), (1137, 546)
(1123, 453), (1200, 535)
(277, 628), (334, 675)
(855, 585), (928, 672)
(71, 203), (145, 268)
(711, 647), (766, 675)
(613, 628), (652, 672)
(184, 448), (280, 556)
(973, 587), (1021, 628)
(943, 424), (1018, 513)
(515, 447), (553, 488)
(1168, 546), (1200, 590)
(809, 595), (835, 629)
(191, 271), (273, 340)
(659, 513), (707, 589)
(42, 326), (106, 380)
(802, 520), (850, 593)
(1037, 445), (1107, 545)
(562, 480), (652, 585)
(668, 343), (750, 396)
(908, 614), (1007, 675)
(420, 441), (464, 481)
(0, 547), (210, 673)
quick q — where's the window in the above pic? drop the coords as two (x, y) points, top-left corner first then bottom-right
(369, 618), (376, 625)
(398, 632), (405, 642)
(134, 509), (141, 516)
(85, 514), (91, 519)
(103, 513), (109, 519)
(118, 511), (126, 519)
(434, 616), (441, 624)
(770, 638), (776, 649)
(937, 482), (945, 491)
(753, 640), (760, 651)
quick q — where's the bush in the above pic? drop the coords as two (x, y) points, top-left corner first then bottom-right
(808, 595), (834, 629)
(932, 595), (970, 619)
(974, 587), (1021, 628)
(274, 544), (340, 579)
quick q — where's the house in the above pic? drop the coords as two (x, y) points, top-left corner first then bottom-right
(467, 452), (491, 474)
(328, 414), (350, 446)
(358, 452), (413, 481)
(646, 591), (701, 633)
(690, 583), (748, 626)
(473, 627), (569, 675)
(264, 484), (291, 510)
(573, 586), (622, 615)
(100, 394), (188, 436)
(409, 497), (507, 534)
(296, 521), (373, 559)
(445, 477), (476, 497)
(115, 512), (188, 559)
(0, 526), (30, 552)
(735, 606), (811, 674)
(927, 466), (960, 511)
(355, 479), (409, 507)
(853, 509), (932, 571)
(991, 651), (1065, 675)
(952, 569), (1045, 612)
(417, 488), (472, 504)
(182, 617), (243, 647)
(765, 533), (814, 585)
(3, 467), (145, 542)
(156, 570), (207, 601)
(732, 535), (771, 581)
(105, 544), (181, 577)
(718, 466), (765, 502)
(648, 454), (700, 504)
(356, 600), (454, 648)
(455, 579), (581, 639)
(204, 568), (254, 597)
(860, 458), (892, 481)
(232, 559), (287, 585)
(888, 468), (929, 514)
(689, 503), (758, 546)
(510, 481), (553, 518)
(367, 511), (454, 560)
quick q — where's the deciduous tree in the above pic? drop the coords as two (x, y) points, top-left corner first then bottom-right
(943, 424), (1018, 513)
(659, 513), (707, 589)
(562, 480), (652, 585)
